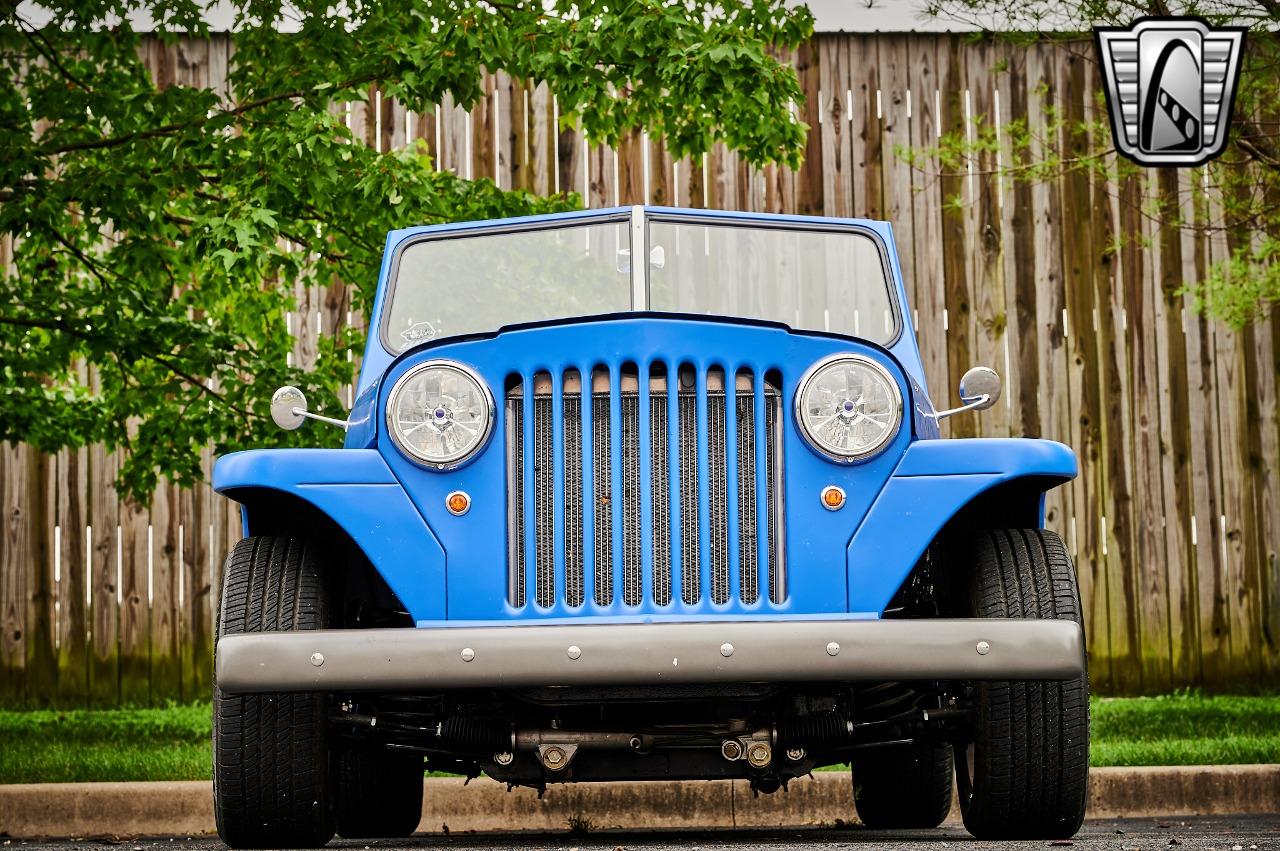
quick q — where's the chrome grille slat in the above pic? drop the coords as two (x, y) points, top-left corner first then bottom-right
(708, 389), (729, 605)
(533, 380), (555, 608)
(564, 393), (585, 607)
(678, 391), (700, 605)
(736, 393), (759, 604)
(508, 401), (526, 607)
(592, 394), (612, 606)
(650, 395), (672, 606)
(621, 393), (643, 605)
(766, 395), (781, 601)
(507, 365), (782, 610)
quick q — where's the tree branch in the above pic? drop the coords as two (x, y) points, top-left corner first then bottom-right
(41, 74), (377, 156)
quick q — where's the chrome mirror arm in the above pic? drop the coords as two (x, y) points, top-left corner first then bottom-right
(293, 408), (349, 431)
(931, 394), (991, 420)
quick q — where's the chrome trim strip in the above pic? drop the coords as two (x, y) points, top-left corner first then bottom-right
(630, 204), (648, 310)
(216, 618), (1086, 693)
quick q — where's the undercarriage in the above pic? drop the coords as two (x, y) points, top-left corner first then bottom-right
(329, 681), (971, 793)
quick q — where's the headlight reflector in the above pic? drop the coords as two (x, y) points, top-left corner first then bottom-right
(386, 360), (494, 468)
(796, 354), (902, 462)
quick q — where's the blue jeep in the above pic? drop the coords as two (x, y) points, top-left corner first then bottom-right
(212, 206), (1088, 846)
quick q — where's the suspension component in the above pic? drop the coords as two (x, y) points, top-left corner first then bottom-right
(438, 715), (512, 754)
(776, 710), (853, 750)
(745, 742), (773, 769)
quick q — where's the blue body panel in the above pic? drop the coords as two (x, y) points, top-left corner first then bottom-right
(214, 449), (447, 621)
(845, 438), (1077, 615)
(214, 206), (1078, 630)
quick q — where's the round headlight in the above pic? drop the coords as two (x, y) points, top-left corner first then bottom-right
(796, 354), (902, 462)
(386, 360), (494, 469)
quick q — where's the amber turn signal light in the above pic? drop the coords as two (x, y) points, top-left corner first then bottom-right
(446, 490), (471, 516)
(820, 485), (845, 511)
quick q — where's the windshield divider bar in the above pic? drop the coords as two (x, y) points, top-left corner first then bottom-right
(630, 205), (648, 310)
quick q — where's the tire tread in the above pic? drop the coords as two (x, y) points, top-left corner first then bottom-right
(961, 528), (1089, 840)
(214, 536), (336, 849)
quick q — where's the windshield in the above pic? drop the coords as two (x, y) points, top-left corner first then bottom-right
(382, 214), (897, 353)
(648, 220), (896, 343)
(384, 219), (632, 351)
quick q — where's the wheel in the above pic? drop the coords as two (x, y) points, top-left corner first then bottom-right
(851, 741), (953, 828)
(335, 747), (425, 838)
(956, 528), (1089, 840)
(214, 536), (336, 849)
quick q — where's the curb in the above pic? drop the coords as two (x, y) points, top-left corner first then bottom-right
(1, 766), (1277, 838)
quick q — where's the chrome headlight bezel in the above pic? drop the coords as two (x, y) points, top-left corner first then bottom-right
(794, 353), (904, 463)
(385, 359), (495, 470)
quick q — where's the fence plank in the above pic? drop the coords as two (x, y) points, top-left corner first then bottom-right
(118, 493), (150, 704)
(87, 443), (119, 706)
(818, 34), (852, 219)
(794, 39), (824, 217)
(149, 482), (181, 701)
(938, 37), (972, 439)
(1057, 45), (1105, 671)
(1, 445), (29, 703)
(850, 35), (882, 221)
(967, 37), (1009, 438)
(27, 451), (56, 705)
(1128, 170), (1174, 694)
(55, 443), (89, 705)
(1152, 167), (1199, 687)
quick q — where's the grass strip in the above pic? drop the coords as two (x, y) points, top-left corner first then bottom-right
(1, 694), (1276, 784)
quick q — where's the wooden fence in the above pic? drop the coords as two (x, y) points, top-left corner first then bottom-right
(2, 32), (1277, 705)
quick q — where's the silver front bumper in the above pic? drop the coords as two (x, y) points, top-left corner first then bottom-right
(215, 618), (1085, 694)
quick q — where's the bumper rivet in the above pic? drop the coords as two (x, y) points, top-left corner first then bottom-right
(826, 641), (840, 656)
(493, 752), (513, 766)
(567, 645), (582, 660)
(976, 640), (991, 656)
(720, 642), (734, 658)
(460, 647), (476, 662)
(310, 652), (324, 667)
(786, 747), (806, 761)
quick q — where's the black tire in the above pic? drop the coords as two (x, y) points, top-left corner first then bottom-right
(214, 536), (336, 849)
(851, 741), (954, 829)
(335, 747), (425, 838)
(957, 528), (1089, 840)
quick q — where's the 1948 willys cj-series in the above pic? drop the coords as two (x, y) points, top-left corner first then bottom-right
(211, 206), (1088, 847)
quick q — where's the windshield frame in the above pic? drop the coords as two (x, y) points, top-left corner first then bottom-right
(376, 207), (903, 356)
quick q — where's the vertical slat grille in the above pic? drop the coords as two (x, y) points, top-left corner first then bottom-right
(508, 365), (782, 609)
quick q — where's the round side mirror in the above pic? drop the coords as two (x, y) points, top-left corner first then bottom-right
(271, 385), (308, 430)
(958, 366), (1001, 411)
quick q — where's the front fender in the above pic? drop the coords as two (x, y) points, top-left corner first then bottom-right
(213, 449), (446, 622)
(847, 438), (1077, 616)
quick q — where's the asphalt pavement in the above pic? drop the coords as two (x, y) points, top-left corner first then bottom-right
(2, 815), (1277, 851)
